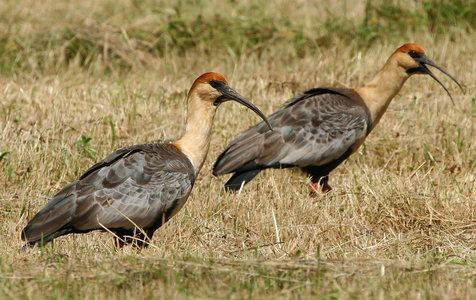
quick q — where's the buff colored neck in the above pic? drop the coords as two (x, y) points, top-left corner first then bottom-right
(355, 55), (410, 128)
(174, 93), (216, 174)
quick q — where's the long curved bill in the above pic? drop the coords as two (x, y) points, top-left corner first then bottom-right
(416, 55), (464, 103)
(210, 80), (273, 131)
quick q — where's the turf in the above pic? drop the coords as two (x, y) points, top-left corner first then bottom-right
(0, 0), (474, 298)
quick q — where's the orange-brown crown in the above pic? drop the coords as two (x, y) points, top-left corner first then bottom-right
(189, 72), (228, 95)
(395, 43), (426, 54)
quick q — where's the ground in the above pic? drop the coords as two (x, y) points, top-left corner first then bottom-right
(0, 0), (475, 299)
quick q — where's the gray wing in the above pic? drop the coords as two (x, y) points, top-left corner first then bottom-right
(213, 90), (370, 174)
(22, 144), (195, 243)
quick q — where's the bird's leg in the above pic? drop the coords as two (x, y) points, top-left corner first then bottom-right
(132, 230), (154, 249)
(128, 228), (155, 249)
(113, 235), (126, 249)
(308, 174), (332, 195)
(308, 181), (319, 193)
(112, 229), (154, 249)
(317, 175), (332, 193)
(112, 229), (133, 249)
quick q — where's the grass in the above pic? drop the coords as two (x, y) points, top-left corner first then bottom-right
(1, 0), (475, 74)
(0, 0), (475, 298)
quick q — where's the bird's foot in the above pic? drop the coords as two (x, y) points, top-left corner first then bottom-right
(308, 181), (332, 196)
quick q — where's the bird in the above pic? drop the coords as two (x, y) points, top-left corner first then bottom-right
(213, 43), (463, 194)
(21, 72), (272, 249)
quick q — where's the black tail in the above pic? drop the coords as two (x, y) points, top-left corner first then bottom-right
(21, 227), (73, 250)
(213, 132), (264, 176)
(21, 189), (77, 248)
(224, 169), (261, 192)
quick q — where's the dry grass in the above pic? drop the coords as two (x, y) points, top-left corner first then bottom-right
(0, 0), (475, 299)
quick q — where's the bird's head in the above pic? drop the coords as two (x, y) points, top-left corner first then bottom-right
(188, 72), (272, 130)
(393, 43), (463, 101)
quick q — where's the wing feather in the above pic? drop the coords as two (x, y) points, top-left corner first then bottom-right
(22, 143), (194, 244)
(213, 90), (370, 175)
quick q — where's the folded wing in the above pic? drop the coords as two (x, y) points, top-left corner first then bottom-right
(22, 143), (195, 245)
(213, 89), (371, 176)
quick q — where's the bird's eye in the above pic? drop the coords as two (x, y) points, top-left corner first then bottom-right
(408, 51), (421, 59)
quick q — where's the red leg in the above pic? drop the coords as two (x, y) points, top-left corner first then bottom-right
(308, 176), (332, 195)
(308, 181), (319, 193)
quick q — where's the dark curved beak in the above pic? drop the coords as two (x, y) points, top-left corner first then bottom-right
(210, 80), (273, 131)
(410, 55), (464, 103)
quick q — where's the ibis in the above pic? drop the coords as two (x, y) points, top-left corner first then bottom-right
(213, 43), (463, 193)
(21, 72), (271, 249)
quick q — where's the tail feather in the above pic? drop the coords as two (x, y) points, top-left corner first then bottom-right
(224, 170), (261, 192)
(22, 193), (76, 246)
(213, 133), (263, 176)
(21, 227), (73, 250)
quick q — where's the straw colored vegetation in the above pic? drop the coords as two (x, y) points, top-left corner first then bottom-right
(0, 0), (475, 298)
